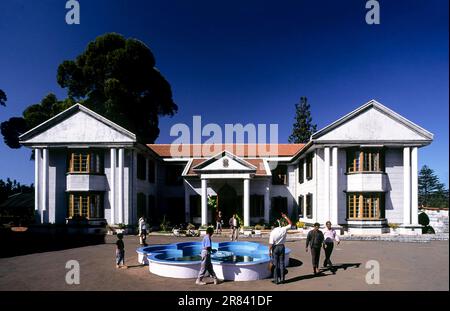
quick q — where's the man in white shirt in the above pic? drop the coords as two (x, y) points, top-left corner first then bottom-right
(138, 216), (148, 246)
(268, 213), (292, 284)
(229, 214), (239, 241)
(323, 221), (340, 267)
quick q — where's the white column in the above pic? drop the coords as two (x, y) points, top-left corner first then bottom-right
(331, 147), (339, 225)
(243, 178), (250, 227)
(323, 147), (331, 222)
(264, 180), (270, 224)
(184, 179), (190, 222)
(110, 148), (116, 224)
(34, 149), (41, 212)
(201, 178), (208, 225)
(41, 148), (48, 224)
(403, 147), (411, 225)
(411, 147), (419, 225)
(118, 148), (124, 224)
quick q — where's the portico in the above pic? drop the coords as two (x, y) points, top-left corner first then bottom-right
(192, 150), (259, 226)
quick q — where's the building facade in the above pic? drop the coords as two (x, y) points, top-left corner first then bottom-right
(19, 100), (433, 234)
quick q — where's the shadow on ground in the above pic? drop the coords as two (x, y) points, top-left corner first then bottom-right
(0, 227), (106, 258)
(284, 262), (361, 283)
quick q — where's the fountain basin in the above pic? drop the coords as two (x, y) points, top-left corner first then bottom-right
(136, 241), (291, 281)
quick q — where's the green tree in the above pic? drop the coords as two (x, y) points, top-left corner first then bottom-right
(1, 33), (177, 148)
(0, 89), (6, 106)
(288, 97), (317, 143)
(418, 165), (447, 207)
(1, 94), (74, 148)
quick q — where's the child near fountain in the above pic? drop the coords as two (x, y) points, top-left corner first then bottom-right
(196, 227), (222, 285)
(115, 233), (127, 269)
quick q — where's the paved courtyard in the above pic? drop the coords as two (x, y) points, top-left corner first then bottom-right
(0, 234), (448, 291)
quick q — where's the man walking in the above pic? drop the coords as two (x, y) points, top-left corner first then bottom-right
(268, 213), (292, 284)
(196, 227), (222, 285)
(216, 210), (223, 234)
(305, 222), (324, 275)
(323, 221), (340, 267)
(138, 216), (148, 246)
(229, 214), (239, 241)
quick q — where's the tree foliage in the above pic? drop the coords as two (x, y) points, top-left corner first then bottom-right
(1, 94), (74, 148)
(1, 33), (177, 149)
(0, 178), (33, 204)
(288, 97), (317, 143)
(418, 165), (448, 208)
(57, 33), (177, 143)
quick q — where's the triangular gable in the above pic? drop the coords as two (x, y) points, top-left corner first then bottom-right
(19, 104), (136, 145)
(312, 100), (433, 143)
(193, 150), (257, 172)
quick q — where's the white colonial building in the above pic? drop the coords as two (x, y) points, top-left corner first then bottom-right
(19, 100), (433, 234)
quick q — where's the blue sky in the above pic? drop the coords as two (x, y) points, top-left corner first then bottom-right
(0, 0), (448, 186)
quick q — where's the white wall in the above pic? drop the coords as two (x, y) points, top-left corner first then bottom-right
(48, 149), (67, 224)
(384, 148), (404, 224)
(337, 149), (348, 224)
(296, 150), (319, 224)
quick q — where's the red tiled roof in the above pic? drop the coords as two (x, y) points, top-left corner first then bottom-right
(147, 144), (305, 158)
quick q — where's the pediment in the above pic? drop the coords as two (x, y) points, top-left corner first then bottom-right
(313, 100), (433, 143)
(193, 151), (257, 172)
(19, 104), (136, 145)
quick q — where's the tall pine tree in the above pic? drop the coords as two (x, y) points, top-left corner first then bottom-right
(288, 97), (317, 143)
(418, 165), (447, 207)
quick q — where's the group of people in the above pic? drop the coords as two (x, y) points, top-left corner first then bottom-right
(269, 215), (340, 285)
(215, 211), (240, 241)
(114, 213), (341, 286)
(196, 213), (341, 286)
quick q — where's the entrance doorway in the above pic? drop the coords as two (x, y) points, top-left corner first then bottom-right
(217, 184), (240, 225)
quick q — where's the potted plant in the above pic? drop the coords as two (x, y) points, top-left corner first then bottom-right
(388, 223), (399, 234)
(243, 226), (254, 236)
(296, 221), (305, 232)
(254, 224), (264, 236)
(116, 223), (127, 234)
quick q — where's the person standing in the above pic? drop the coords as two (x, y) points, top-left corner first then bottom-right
(138, 216), (148, 246)
(115, 233), (127, 269)
(196, 227), (222, 285)
(305, 222), (324, 275)
(216, 211), (223, 234)
(268, 213), (293, 284)
(323, 221), (340, 267)
(229, 214), (239, 241)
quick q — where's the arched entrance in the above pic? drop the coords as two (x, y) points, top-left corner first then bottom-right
(217, 183), (240, 225)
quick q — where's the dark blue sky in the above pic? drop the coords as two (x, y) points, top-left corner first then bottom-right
(0, 0), (448, 186)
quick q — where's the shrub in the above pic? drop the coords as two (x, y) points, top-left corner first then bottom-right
(296, 221), (305, 228)
(388, 223), (399, 230)
(423, 225), (435, 234)
(418, 212), (430, 227)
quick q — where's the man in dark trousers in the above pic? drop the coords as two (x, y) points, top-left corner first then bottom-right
(305, 222), (324, 275)
(268, 213), (293, 284)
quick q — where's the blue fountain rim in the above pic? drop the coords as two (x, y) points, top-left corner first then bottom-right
(137, 241), (291, 266)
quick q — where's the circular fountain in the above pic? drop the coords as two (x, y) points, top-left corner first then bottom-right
(136, 241), (291, 281)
